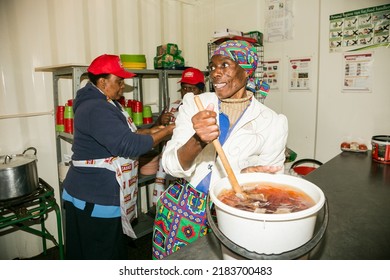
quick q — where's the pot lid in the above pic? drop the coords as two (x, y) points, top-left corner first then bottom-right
(372, 135), (390, 143)
(0, 154), (36, 170)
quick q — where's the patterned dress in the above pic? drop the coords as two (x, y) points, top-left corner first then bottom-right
(152, 178), (210, 259)
(152, 104), (232, 259)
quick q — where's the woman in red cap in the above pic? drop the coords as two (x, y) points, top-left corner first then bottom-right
(152, 40), (288, 259)
(62, 54), (174, 260)
(155, 67), (206, 126)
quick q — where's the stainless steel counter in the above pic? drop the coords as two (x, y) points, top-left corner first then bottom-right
(165, 151), (390, 260)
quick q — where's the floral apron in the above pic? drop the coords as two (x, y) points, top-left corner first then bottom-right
(152, 178), (210, 259)
(72, 100), (139, 238)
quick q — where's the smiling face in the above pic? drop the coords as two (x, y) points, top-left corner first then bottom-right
(97, 74), (125, 100)
(209, 55), (248, 99)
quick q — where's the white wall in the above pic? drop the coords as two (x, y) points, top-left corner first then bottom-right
(316, 0), (390, 162)
(0, 0), (389, 259)
(0, 0), (211, 260)
(263, 0), (321, 160)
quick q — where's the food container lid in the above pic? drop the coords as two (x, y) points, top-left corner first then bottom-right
(372, 135), (390, 143)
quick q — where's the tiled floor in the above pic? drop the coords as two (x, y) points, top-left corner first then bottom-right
(25, 232), (153, 260)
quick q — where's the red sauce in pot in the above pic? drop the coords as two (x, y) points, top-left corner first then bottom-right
(217, 182), (315, 214)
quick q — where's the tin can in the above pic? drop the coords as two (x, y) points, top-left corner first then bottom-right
(371, 135), (390, 164)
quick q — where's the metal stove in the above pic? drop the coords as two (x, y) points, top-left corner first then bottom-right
(0, 178), (64, 259)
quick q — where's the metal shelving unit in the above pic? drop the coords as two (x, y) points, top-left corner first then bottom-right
(35, 65), (187, 238)
(35, 65), (89, 167)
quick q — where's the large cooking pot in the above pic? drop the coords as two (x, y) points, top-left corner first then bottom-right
(0, 147), (39, 201)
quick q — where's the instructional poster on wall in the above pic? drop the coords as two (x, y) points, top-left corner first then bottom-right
(288, 57), (311, 91)
(329, 4), (390, 52)
(264, 0), (294, 42)
(263, 60), (280, 89)
(343, 52), (373, 92)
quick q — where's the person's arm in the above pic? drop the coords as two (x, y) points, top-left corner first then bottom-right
(240, 166), (282, 174)
(177, 103), (219, 170)
(137, 124), (175, 146)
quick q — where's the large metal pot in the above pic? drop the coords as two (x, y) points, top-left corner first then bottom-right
(0, 147), (39, 201)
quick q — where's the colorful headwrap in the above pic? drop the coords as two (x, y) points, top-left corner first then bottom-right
(213, 40), (269, 97)
(213, 40), (258, 76)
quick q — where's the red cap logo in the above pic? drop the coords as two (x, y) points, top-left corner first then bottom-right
(178, 68), (205, 85)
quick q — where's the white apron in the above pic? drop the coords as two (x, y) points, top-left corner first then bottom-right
(72, 100), (139, 238)
(152, 100), (181, 204)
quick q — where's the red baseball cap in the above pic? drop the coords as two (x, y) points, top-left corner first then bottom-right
(87, 54), (136, 78)
(178, 68), (205, 85)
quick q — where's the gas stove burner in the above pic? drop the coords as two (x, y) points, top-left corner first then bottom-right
(0, 177), (64, 259)
(0, 187), (41, 206)
(0, 178), (54, 209)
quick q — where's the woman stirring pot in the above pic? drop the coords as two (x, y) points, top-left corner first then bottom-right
(152, 40), (288, 259)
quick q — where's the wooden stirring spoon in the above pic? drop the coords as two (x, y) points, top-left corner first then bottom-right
(194, 96), (246, 199)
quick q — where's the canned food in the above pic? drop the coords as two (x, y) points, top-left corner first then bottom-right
(371, 135), (390, 164)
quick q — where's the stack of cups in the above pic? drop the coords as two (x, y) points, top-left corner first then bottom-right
(118, 96), (126, 107)
(64, 103), (74, 134)
(55, 106), (65, 132)
(143, 105), (153, 124)
(125, 106), (132, 118)
(125, 99), (133, 118)
(132, 100), (143, 126)
(126, 99), (134, 109)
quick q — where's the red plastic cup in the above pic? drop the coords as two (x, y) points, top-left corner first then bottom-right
(126, 99), (134, 108)
(64, 118), (74, 134)
(143, 117), (153, 124)
(118, 96), (126, 106)
(133, 101), (143, 113)
(56, 106), (65, 125)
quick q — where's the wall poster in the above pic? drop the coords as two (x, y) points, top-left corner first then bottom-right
(263, 59), (280, 89)
(288, 57), (312, 91)
(329, 4), (390, 53)
(343, 52), (373, 92)
(264, 0), (294, 42)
